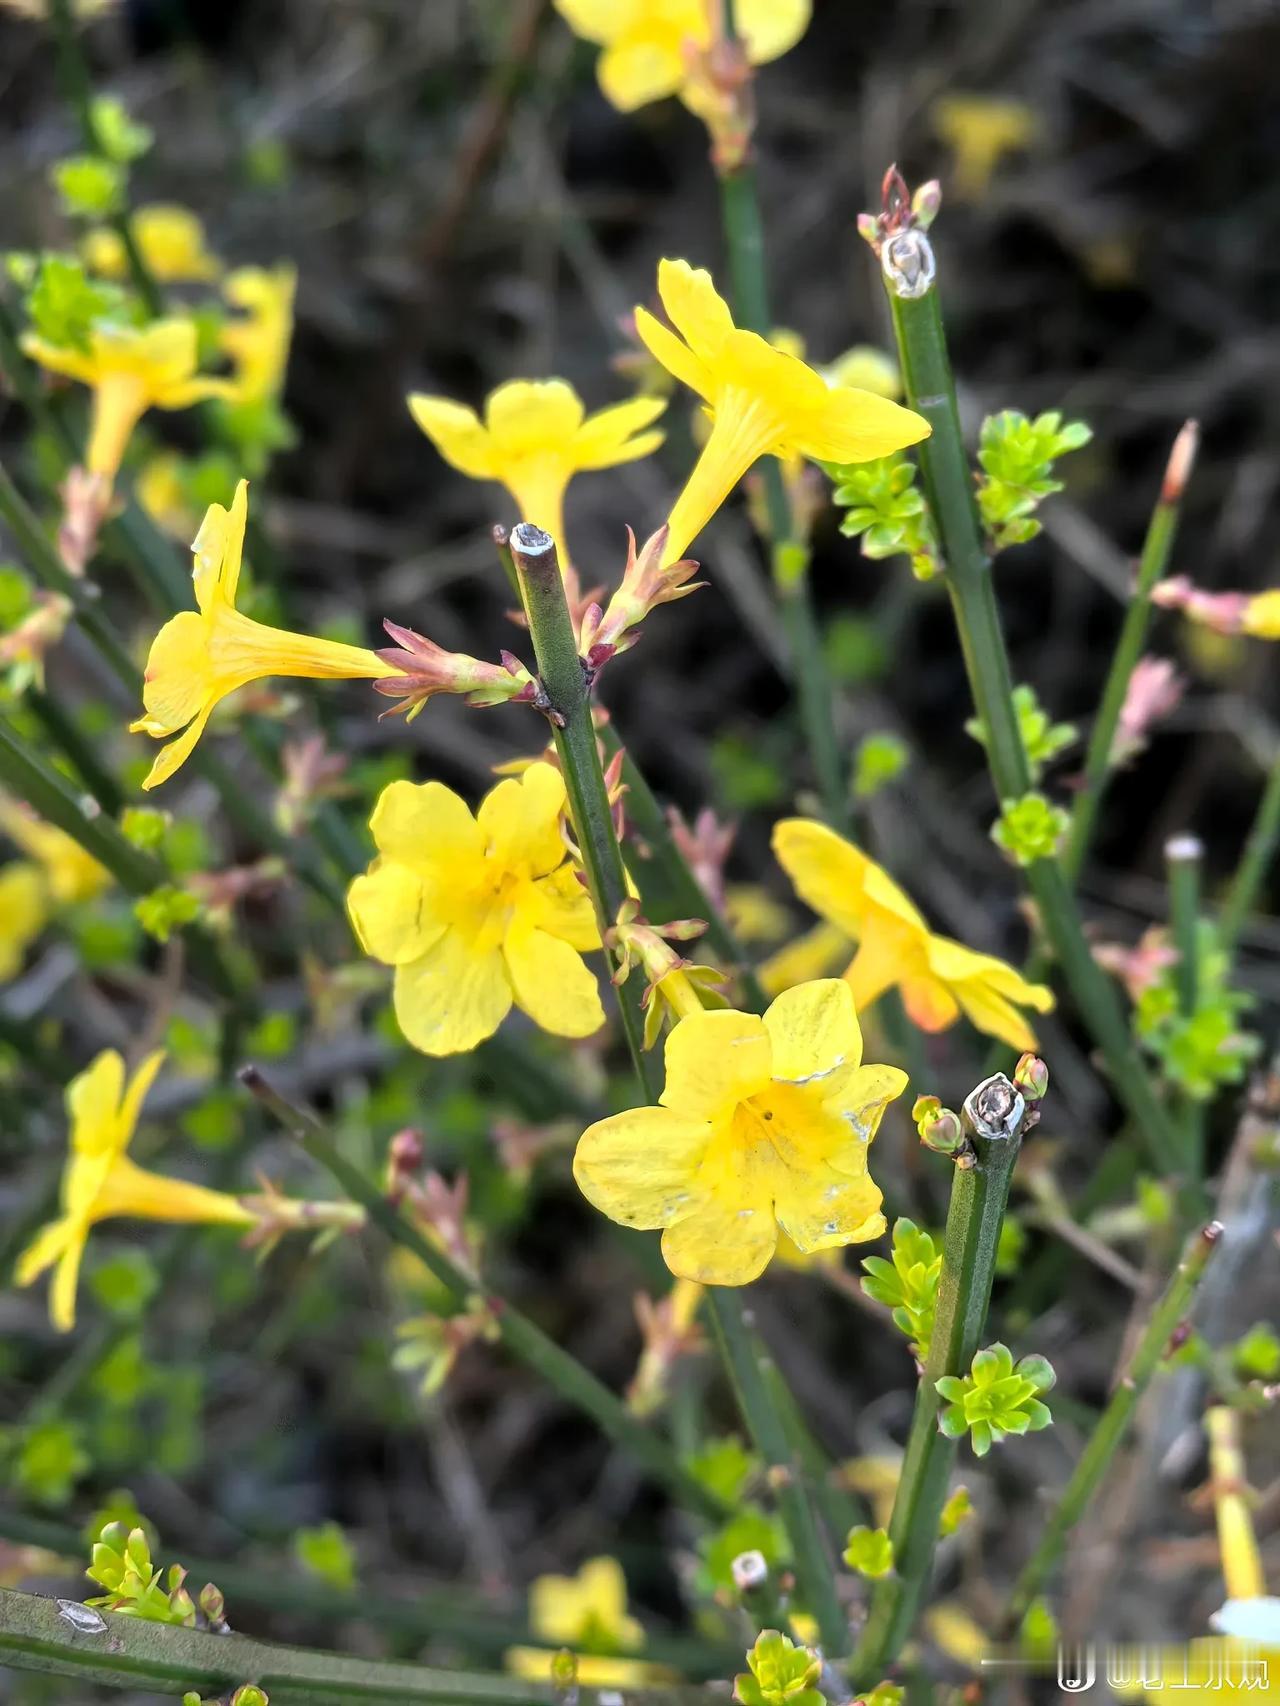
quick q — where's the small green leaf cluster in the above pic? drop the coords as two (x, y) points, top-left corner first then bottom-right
(843, 1524), (894, 1578)
(92, 96), (154, 166)
(135, 884), (202, 944)
(861, 1218), (942, 1362)
(85, 1522), (207, 1626)
(686, 1435), (759, 1505)
(829, 454), (940, 581)
(976, 410), (1092, 550)
(967, 685), (1076, 783)
(51, 95), (151, 221)
(24, 254), (128, 352)
(697, 1508), (789, 1597)
(939, 1485), (974, 1536)
(733, 1630), (824, 1706)
(1134, 923), (1259, 1099)
(992, 792), (1069, 866)
(5, 1418), (90, 1507)
(293, 1521), (357, 1591)
(1233, 1323), (1280, 1382)
(185, 1689), (267, 1706)
(936, 1343), (1056, 1457)
(852, 731), (909, 799)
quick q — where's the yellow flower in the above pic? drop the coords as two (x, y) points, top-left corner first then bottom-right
(759, 919), (850, 997)
(1243, 590), (1280, 639)
(723, 883), (791, 945)
(0, 798), (110, 904)
(408, 379), (665, 557)
(83, 205), (220, 284)
(220, 265), (297, 404)
(553, 0), (810, 114)
(0, 862), (48, 980)
(136, 451), (198, 539)
(575, 979), (903, 1285)
(22, 318), (237, 482)
(823, 345), (901, 401)
(15, 1049), (254, 1331)
(932, 93), (1038, 200)
(773, 820), (1054, 1051)
(348, 763), (605, 1057)
(507, 1556), (659, 1687)
(131, 480), (391, 789)
(635, 260), (929, 564)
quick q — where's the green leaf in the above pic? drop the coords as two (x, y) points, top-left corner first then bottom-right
(26, 254), (125, 352)
(991, 792), (1069, 866)
(933, 1343), (1056, 1455)
(91, 96), (153, 164)
(843, 1524), (895, 1578)
(51, 156), (124, 220)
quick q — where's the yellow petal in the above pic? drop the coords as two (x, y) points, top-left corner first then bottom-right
(368, 779), (483, 873)
(763, 978), (863, 1082)
(139, 702), (214, 790)
(845, 930), (910, 1012)
(632, 306), (714, 402)
(571, 395), (667, 469)
(116, 1049), (166, 1151)
(1243, 590), (1280, 638)
(14, 1214), (77, 1285)
(656, 260), (735, 364)
(737, 0), (811, 64)
(528, 863), (601, 953)
(952, 982), (1039, 1051)
(486, 379), (585, 452)
(20, 332), (98, 385)
(50, 1231), (89, 1333)
(818, 1063), (909, 1146)
(598, 34), (687, 111)
(773, 817), (929, 938)
(900, 972), (961, 1033)
(193, 478), (249, 610)
(774, 1168), (884, 1255)
(660, 1008), (771, 1120)
(578, 1558), (641, 1645)
(927, 935), (1054, 1011)
(504, 915), (604, 1039)
(574, 1105), (708, 1228)
(659, 390), (787, 565)
(85, 372), (148, 478)
(477, 763), (567, 878)
(660, 1185), (777, 1286)
(347, 862), (446, 966)
(0, 862), (48, 979)
(67, 1049), (126, 1157)
(95, 1155), (255, 1226)
(787, 383), (930, 465)
(393, 928), (512, 1056)
(758, 921), (851, 997)
(139, 611), (211, 733)
(407, 395), (495, 479)
(551, 0), (622, 46)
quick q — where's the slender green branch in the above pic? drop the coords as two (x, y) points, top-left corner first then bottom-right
(1167, 835), (1202, 1019)
(1063, 423), (1198, 881)
(878, 232), (1187, 1184)
(0, 1586), (716, 1705)
(1003, 1220), (1222, 1627)
(1218, 744), (1280, 960)
(25, 685), (125, 815)
(239, 1066), (723, 1519)
(510, 522), (659, 1099)
(708, 1290), (847, 1655)
(851, 1073), (1029, 1685)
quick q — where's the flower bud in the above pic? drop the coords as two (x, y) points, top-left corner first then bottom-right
(914, 1095), (965, 1156)
(1013, 1054), (1049, 1103)
(911, 179), (942, 228)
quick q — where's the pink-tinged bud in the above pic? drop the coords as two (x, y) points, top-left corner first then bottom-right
(374, 620), (537, 720)
(912, 178), (943, 228)
(914, 1096), (965, 1156)
(881, 163), (910, 226)
(1013, 1054), (1049, 1102)
(1093, 925), (1177, 1002)
(668, 805), (736, 909)
(1161, 419), (1199, 506)
(856, 211), (881, 249)
(1150, 577), (1250, 636)
(1111, 655), (1185, 768)
(577, 526), (704, 670)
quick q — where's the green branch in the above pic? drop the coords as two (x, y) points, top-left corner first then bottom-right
(0, 1586), (717, 1705)
(1219, 744), (1280, 960)
(851, 1073), (1029, 1685)
(1003, 1220), (1221, 1627)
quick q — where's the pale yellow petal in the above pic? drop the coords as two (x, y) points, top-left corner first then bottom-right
(50, 1232), (89, 1333)
(139, 701), (214, 790)
(598, 34), (687, 111)
(393, 929), (512, 1056)
(900, 972), (961, 1033)
(632, 307), (714, 402)
(656, 260), (736, 363)
(660, 1187), (777, 1286)
(773, 1167), (883, 1255)
(788, 384), (930, 466)
(67, 1050), (125, 1157)
(763, 977), (863, 1082)
(368, 779), (483, 873)
(571, 395), (667, 470)
(951, 982), (1040, 1051)
(552, 0), (627, 46)
(477, 763), (567, 878)
(738, 0), (811, 64)
(14, 1215), (77, 1286)
(407, 395), (496, 480)
(95, 1155), (254, 1226)
(347, 862), (446, 966)
(485, 380), (584, 454)
(504, 916), (604, 1039)
(528, 862), (600, 952)
(660, 1008), (771, 1120)
(773, 817), (929, 937)
(574, 1105), (708, 1228)
(139, 611), (210, 734)
(818, 1063), (909, 1148)
(116, 1050), (166, 1152)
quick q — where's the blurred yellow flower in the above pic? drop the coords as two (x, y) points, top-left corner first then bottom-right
(823, 345), (901, 401)
(408, 379), (665, 559)
(773, 819), (1053, 1051)
(22, 318), (236, 482)
(135, 451), (198, 539)
(759, 919), (849, 996)
(1243, 591), (1280, 638)
(131, 480), (390, 789)
(575, 979), (903, 1285)
(553, 0), (810, 114)
(0, 798), (110, 904)
(0, 862), (48, 981)
(221, 264), (296, 403)
(15, 1049), (253, 1331)
(932, 93), (1038, 200)
(348, 763), (605, 1057)
(83, 205), (220, 284)
(723, 883), (791, 945)
(507, 1556), (659, 1687)
(635, 260), (928, 564)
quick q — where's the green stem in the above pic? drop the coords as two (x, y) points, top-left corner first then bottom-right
(511, 523), (659, 1099)
(596, 722), (768, 1011)
(881, 252), (1187, 1185)
(851, 1073), (1029, 1685)
(1063, 423), (1198, 882)
(1003, 1220), (1221, 1628)
(0, 1586), (714, 1705)
(239, 1066), (722, 1520)
(1218, 745), (1280, 960)
(0, 1513), (731, 1676)
(24, 685), (124, 815)
(1167, 835), (1202, 1019)
(707, 1290), (848, 1656)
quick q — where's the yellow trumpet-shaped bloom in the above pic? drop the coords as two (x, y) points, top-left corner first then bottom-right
(1243, 590), (1280, 638)
(15, 1049), (253, 1332)
(83, 205), (220, 284)
(773, 819), (1054, 1052)
(575, 979), (904, 1286)
(348, 763), (605, 1057)
(554, 0), (810, 114)
(0, 798), (110, 904)
(635, 260), (929, 564)
(507, 1556), (659, 1687)
(408, 379), (665, 556)
(0, 862), (48, 981)
(932, 93), (1038, 200)
(22, 317), (237, 481)
(220, 264), (297, 403)
(131, 480), (391, 789)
